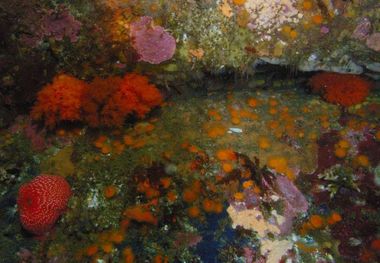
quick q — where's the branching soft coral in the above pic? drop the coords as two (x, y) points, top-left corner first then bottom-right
(82, 76), (122, 127)
(309, 72), (373, 107)
(31, 74), (88, 128)
(31, 73), (162, 128)
(100, 73), (163, 127)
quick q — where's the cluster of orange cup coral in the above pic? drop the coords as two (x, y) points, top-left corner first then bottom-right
(31, 73), (163, 128)
(99, 73), (163, 127)
(309, 72), (373, 107)
(31, 74), (89, 128)
(82, 76), (122, 127)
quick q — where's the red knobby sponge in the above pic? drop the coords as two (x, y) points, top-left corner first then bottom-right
(17, 174), (72, 235)
(309, 72), (373, 107)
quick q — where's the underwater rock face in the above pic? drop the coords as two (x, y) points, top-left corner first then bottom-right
(275, 175), (308, 233)
(21, 5), (81, 47)
(366, 62), (380, 73)
(366, 33), (380, 52)
(298, 54), (364, 74)
(244, 0), (300, 39)
(130, 16), (176, 64)
(352, 17), (371, 41)
(9, 116), (50, 152)
(1, 0), (380, 262)
(227, 205), (281, 238)
(260, 239), (293, 263)
(1, 81), (379, 262)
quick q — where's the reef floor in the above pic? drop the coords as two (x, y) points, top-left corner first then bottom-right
(1, 85), (380, 262)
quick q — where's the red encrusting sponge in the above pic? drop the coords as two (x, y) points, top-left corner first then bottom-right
(309, 72), (373, 107)
(17, 174), (72, 236)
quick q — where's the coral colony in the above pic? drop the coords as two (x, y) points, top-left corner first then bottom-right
(31, 73), (162, 128)
(0, 1), (380, 263)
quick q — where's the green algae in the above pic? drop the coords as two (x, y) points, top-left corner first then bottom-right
(169, 4), (255, 69)
(0, 133), (39, 197)
(40, 146), (75, 177)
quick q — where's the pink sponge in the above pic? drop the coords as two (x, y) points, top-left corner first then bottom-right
(130, 16), (176, 64)
(17, 174), (72, 235)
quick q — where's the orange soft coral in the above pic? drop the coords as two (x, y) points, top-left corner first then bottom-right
(31, 74), (88, 128)
(82, 76), (122, 127)
(32, 73), (162, 128)
(309, 72), (373, 107)
(101, 73), (163, 127)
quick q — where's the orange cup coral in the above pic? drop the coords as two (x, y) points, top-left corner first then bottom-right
(82, 76), (122, 127)
(309, 72), (373, 107)
(31, 74), (89, 128)
(123, 205), (158, 225)
(101, 73), (163, 127)
(31, 72), (163, 128)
